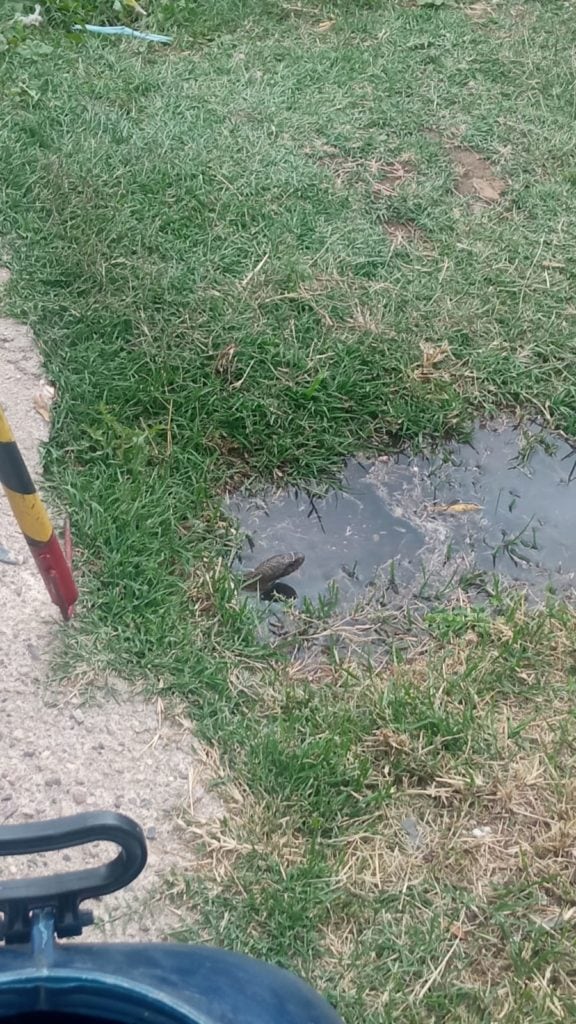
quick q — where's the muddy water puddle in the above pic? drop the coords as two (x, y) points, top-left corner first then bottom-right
(230, 458), (424, 607)
(228, 423), (576, 615)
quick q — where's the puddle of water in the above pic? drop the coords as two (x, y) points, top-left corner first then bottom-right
(379, 424), (576, 588)
(228, 459), (425, 607)
(228, 423), (576, 612)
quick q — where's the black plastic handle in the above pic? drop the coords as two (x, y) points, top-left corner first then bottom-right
(0, 811), (147, 943)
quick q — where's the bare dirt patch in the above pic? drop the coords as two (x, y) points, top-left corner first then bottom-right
(0, 311), (223, 941)
(450, 145), (506, 206)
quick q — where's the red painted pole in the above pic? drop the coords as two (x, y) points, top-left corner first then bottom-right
(0, 405), (78, 620)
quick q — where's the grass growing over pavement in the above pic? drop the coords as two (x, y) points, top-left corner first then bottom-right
(2, 0), (576, 1019)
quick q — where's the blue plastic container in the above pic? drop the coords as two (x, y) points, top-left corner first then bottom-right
(0, 812), (342, 1024)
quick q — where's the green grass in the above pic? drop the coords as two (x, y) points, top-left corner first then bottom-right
(174, 596), (576, 1021)
(2, 0), (576, 1019)
(1, 0), (575, 679)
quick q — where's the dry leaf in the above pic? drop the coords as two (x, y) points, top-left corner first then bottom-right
(434, 502), (483, 514)
(33, 384), (55, 422)
(415, 342), (451, 379)
(214, 344), (237, 375)
(449, 923), (468, 941)
(367, 728), (411, 753)
(124, 0), (148, 13)
(421, 341), (450, 369)
(471, 177), (502, 202)
(15, 3), (43, 26)
(317, 20), (335, 31)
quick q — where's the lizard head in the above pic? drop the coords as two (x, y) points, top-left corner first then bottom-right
(287, 552), (305, 572)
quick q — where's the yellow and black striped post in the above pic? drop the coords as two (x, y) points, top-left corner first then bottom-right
(0, 405), (78, 620)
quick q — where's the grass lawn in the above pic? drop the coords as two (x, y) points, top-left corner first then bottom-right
(2, 0), (576, 1019)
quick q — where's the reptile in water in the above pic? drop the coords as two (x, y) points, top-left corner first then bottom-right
(241, 551), (305, 592)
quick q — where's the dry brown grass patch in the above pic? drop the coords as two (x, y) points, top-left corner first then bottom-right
(383, 221), (431, 250)
(465, 2), (496, 21)
(312, 143), (413, 196)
